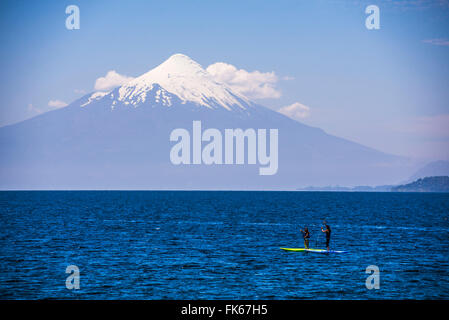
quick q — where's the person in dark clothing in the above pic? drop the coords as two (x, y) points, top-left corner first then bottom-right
(300, 227), (311, 249)
(321, 224), (331, 251)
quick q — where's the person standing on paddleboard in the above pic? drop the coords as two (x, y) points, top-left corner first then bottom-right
(300, 227), (310, 249)
(321, 224), (331, 251)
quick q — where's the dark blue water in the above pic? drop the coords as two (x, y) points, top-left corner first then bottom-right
(0, 191), (448, 299)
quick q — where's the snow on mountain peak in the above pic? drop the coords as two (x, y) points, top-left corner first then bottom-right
(116, 54), (251, 110)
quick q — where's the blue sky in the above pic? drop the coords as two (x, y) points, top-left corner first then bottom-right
(0, 0), (448, 160)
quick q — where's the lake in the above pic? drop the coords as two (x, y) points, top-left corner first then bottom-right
(0, 191), (448, 299)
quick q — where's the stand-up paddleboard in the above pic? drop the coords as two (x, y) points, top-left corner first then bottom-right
(280, 247), (346, 254)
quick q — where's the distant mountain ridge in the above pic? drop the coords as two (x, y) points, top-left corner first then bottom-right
(0, 54), (415, 189)
(392, 176), (449, 192)
(297, 185), (394, 192)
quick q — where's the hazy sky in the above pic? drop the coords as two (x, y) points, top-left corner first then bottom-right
(0, 0), (448, 160)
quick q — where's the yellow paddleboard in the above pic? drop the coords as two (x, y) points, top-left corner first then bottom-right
(280, 248), (346, 253)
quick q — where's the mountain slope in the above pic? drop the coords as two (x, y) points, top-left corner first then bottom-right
(0, 54), (414, 189)
(407, 160), (449, 182)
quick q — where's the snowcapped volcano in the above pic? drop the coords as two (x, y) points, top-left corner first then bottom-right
(85, 54), (251, 111)
(0, 53), (414, 189)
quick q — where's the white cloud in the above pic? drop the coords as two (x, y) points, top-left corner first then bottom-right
(206, 62), (281, 99)
(27, 100), (68, 117)
(48, 100), (68, 108)
(94, 70), (134, 91)
(278, 102), (311, 120)
(422, 38), (449, 46)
